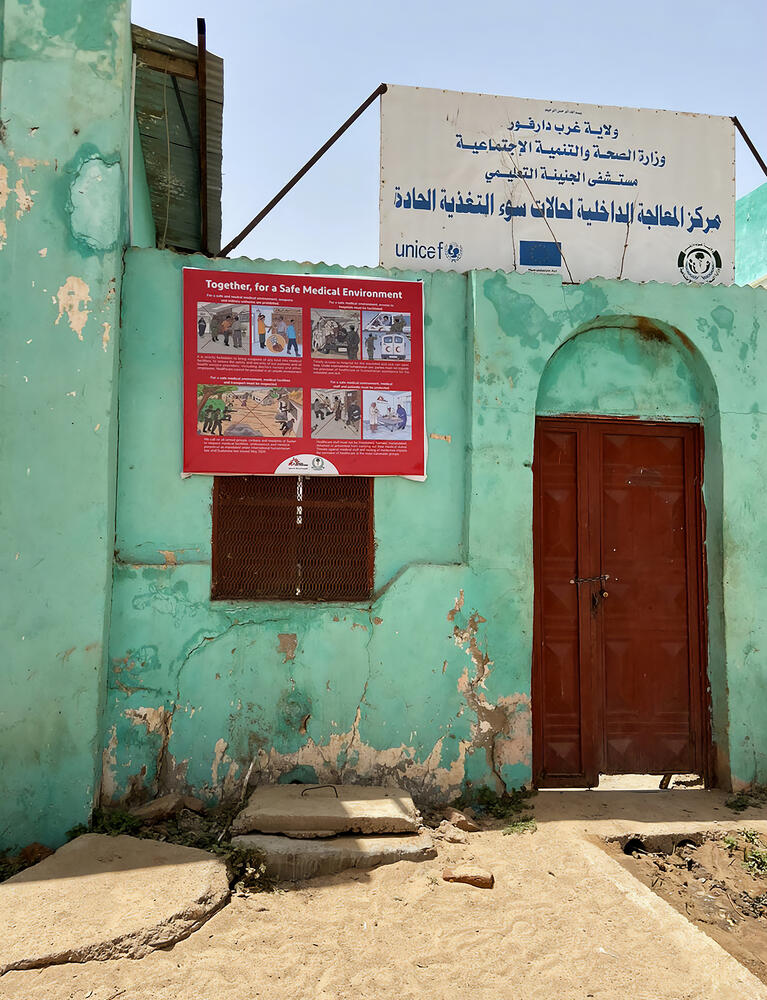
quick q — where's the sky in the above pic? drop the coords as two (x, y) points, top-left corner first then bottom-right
(131, 0), (767, 266)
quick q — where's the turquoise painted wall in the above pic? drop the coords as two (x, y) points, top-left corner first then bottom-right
(103, 248), (767, 812)
(105, 250), (476, 806)
(0, 0), (132, 851)
(736, 182), (767, 286)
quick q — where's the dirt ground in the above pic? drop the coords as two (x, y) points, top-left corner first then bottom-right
(2, 790), (767, 1000)
(611, 828), (767, 984)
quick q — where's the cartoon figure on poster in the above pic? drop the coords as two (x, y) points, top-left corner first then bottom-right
(362, 390), (412, 441)
(251, 306), (303, 357)
(197, 384), (303, 438)
(197, 303), (250, 355)
(362, 310), (412, 361)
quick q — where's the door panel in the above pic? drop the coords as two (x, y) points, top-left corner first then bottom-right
(533, 424), (596, 785)
(533, 418), (705, 786)
(599, 428), (695, 773)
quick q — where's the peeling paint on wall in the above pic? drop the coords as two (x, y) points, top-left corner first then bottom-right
(14, 178), (35, 218)
(277, 634), (297, 663)
(125, 705), (172, 736)
(452, 600), (531, 791)
(246, 708), (469, 802)
(0, 165), (9, 210)
(208, 738), (240, 798)
(447, 589), (464, 623)
(123, 705), (189, 801)
(54, 276), (91, 340)
(68, 156), (122, 252)
(99, 725), (118, 803)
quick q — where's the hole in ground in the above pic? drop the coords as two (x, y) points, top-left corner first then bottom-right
(601, 828), (767, 984)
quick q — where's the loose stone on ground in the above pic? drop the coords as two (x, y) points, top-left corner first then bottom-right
(129, 793), (206, 823)
(444, 807), (480, 832)
(1, 834), (230, 974)
(433, 820), (469, 844)
(442, 865), (495, 888)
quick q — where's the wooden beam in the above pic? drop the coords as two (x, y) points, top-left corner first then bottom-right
(134, 46), (197, 80)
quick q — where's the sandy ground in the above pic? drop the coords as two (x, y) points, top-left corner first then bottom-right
(3, 790), (767, 1000)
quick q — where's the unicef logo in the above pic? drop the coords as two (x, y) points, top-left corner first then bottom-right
(445, 242), (463, 263)
(678, 245), (722, 284)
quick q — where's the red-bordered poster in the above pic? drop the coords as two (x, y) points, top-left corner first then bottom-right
(183, 269), (425, 477)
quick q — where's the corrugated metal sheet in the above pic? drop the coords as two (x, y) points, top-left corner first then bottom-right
(132, 25), (223, 254)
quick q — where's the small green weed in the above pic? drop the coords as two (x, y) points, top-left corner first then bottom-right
(725, 786), (767, 812)
(66, 808), (142, 840)
(502, 815), (537, 836)
(453, 785), (536, 821)
(721, 829), (767, 878)
(744, 845), (767, 876)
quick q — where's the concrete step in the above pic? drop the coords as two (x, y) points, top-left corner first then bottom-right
(231, 783), (420, 838)
(232, 831), (436, 881)
(1, 834), (230, 974)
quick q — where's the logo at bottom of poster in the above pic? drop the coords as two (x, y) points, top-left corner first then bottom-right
(275, 454), (339, 475)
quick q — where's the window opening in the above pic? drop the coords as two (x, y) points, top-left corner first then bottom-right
(211, 475), (374, 601)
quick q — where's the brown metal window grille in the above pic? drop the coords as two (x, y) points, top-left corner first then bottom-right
(211, 476), (374, 601)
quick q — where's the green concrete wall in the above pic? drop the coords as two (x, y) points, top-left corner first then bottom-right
(103, 248), (767, 813)
(736, 182), (767, 286)
(0, 0), (132, 851)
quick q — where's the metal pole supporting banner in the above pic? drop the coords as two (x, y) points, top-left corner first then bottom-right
(197, 17), (209, 255)
(221, 83), (387, 258)
(732, 116), (767, 179)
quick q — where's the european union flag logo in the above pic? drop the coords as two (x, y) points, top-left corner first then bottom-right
(520, 240), (562, 267)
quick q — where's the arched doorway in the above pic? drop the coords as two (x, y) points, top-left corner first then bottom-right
(532, 319), (720, 787)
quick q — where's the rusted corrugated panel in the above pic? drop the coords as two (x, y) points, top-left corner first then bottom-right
(132, 24), (223, 254)
(212, 477), (374, 602)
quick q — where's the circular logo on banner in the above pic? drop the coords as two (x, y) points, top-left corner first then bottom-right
(445, 242), (463, 264)
(677, 245), (722, 284)
(311, 456), (325, 470)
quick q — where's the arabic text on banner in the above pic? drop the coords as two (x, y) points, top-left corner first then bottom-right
(380, 85), (734, 285)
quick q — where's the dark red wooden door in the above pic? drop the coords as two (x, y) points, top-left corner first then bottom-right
(533, 417), (706, 786)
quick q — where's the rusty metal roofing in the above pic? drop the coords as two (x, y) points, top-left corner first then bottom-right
(132, 24), (223, 254)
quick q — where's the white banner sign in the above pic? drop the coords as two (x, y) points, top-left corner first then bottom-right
(380, 85), (734, 285)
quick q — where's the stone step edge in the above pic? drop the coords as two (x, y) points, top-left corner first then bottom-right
(231, 831), (437, 881)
